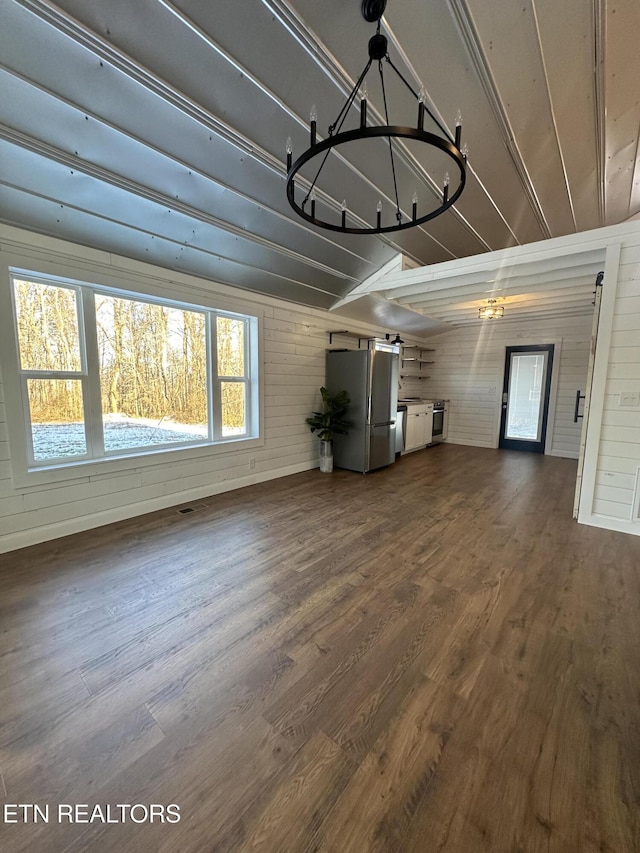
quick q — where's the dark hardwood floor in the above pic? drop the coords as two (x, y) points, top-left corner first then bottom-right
(1, 444), (639, 852)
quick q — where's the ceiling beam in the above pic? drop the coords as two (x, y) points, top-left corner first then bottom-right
(383, 261), (601, 300)
(417, 292), (595, 319)
(395, 278), (595, 309)
(441, 304), (594, 325)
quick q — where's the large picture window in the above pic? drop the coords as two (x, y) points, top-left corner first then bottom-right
(11, 273), (258, 469)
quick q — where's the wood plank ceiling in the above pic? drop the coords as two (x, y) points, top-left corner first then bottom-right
(1, 0), (638, 324)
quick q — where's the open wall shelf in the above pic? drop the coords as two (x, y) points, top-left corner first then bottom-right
(400, 344), (435, 381)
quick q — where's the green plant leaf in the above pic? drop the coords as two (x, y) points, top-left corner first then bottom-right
(306, 387), (351, 441)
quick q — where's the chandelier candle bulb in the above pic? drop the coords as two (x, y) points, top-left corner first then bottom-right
(443, 171), (450, 202)
(341, 199), (347, 227)
(412, 190), (418, 221)
(462, 142), (469, 160)
(310, 189), (316, 218)
(310, 105), (317, 146)
(418, 85), (425, 129)
(376, 199), (382, 228)
(286, 137), (292, 170)
(360, 82), (368, 127)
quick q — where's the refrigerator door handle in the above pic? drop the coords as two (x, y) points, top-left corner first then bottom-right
(367, 395), (371, 422)
(372, 420), (395, 427)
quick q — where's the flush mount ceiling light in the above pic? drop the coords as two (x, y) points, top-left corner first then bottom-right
(285, 0), (467, 235)
(478, 299), (504, 319)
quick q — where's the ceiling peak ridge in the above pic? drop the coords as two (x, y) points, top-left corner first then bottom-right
(446, 0), (553, 239)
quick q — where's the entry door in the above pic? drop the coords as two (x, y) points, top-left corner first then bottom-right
(499, 345), (554, 453)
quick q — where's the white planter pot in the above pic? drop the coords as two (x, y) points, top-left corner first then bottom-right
(319, 440), (333, 473)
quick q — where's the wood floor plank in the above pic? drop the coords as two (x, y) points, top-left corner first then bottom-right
(0, 445), (638, 853)
(230, 731), (353, 853)
(313, 674), (465, 853)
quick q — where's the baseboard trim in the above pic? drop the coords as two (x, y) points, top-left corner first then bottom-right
(444, 438), (494, 449)
(577, 511), (640, 536)
(0, 461), (316, 554)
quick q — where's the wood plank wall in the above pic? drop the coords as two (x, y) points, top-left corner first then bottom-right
(593, 242), (640, 523)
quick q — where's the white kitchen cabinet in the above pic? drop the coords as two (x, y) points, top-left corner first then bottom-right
(404, 411), (423, 452)
(402, 403), (434, 453)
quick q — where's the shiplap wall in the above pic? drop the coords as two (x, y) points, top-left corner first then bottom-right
(592, 243), (640, 523)
(400, 315), (593, 456)
(0, 228), (422, 553)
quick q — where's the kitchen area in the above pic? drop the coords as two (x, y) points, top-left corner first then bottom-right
(397, 398), (448, 454)
(325, 335), (449, 473)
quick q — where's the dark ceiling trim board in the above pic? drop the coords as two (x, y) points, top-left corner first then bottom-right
(447, 0), (554, 239)
(0, 125), (359, 285)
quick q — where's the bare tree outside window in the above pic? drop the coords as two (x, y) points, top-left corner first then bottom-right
(96, 295), (208, 451)
(11, 276), (257, 466)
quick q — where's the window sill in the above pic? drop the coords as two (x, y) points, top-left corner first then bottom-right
(12, 434), (264, 490)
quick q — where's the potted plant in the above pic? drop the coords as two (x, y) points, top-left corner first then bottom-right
(306, 387), (351, 472)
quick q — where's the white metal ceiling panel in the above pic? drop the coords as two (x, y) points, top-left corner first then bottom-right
(1, 0), (638, 321)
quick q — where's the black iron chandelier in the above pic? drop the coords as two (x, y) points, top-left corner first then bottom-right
(285, 0), (467, 236)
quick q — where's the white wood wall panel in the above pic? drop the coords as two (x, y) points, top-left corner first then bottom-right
(592, 244), (640, 524)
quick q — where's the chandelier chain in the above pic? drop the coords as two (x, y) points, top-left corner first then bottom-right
(378, 58), (402, 222)
(385, 56), (453, 142)
(304, 59), (372, 209)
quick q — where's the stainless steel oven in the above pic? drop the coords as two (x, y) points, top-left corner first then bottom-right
(431, 400), (448, 443)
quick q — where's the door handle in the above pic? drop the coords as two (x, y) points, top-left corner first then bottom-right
(574, 390), (585, 422)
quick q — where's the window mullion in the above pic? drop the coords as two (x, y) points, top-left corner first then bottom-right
(81, 288), (105, 457)
(20, 376), (36, 466)
(210, 313), (222, 440)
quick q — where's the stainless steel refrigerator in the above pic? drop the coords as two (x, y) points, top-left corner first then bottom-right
(326, 349), (399, 473)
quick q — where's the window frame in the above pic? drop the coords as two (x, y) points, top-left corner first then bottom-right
(6, 268), (260, 485)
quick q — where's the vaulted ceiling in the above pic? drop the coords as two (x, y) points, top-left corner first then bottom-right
(1, 0), (638, 327)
